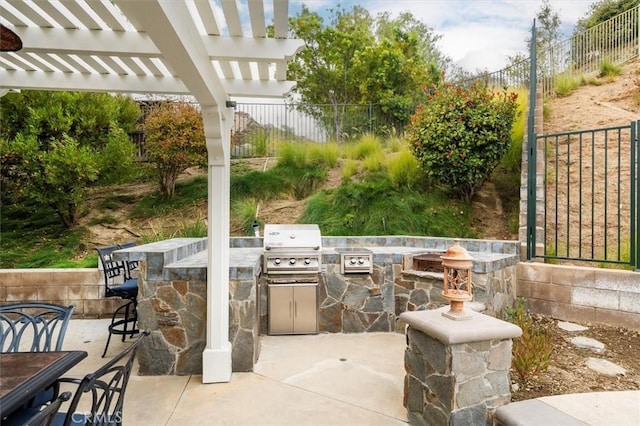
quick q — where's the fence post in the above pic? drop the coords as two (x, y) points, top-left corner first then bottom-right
(629, 120), (640, 272)
(526, 20), (538, 261)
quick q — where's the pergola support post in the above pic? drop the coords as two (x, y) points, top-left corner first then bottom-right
(202, 106), (233, 383)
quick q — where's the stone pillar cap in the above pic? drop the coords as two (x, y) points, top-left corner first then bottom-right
(399, 307), (522, 345)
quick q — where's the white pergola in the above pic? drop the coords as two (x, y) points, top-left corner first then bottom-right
(0, 0), (302, 383)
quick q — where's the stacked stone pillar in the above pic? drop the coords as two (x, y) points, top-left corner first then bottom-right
(400, 307), (521, 425)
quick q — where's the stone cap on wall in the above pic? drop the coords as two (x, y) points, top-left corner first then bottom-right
(399, 306), (522, 345)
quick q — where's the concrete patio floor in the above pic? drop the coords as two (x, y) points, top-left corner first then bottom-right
(62, 319), (408, 425)
(59, 319), (640, 426)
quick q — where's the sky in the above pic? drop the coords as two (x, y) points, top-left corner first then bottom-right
(288, 0), (595, 72)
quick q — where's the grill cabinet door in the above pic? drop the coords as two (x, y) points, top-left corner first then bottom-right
(293, 285), (318, 334)
(268, 285), (294, 334)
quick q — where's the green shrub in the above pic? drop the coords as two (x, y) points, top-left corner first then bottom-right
(307, 142), (340, 168)
(341, 159), (360, 183)
(407, 81), (518, 201)
(554, 74), (581, 97)
(504, 298), (553, 385)
(277, 142), (308, 168)
(248, 129), (270, 157)
(384, 135), (404, 153)
(230, 170), (288, 201)
(28, 135), (99, 227)
(279, 165), (327, 199)
(96, 127), (138, 185)
(599, 60), (622, 79)
(362, 151), (385, 173)
(231, 198), (260, 235)
(502, 88), (527, 172)
(387, 149), (421, 189)
(144, 102), (206, 198)
(344, 133), (383, 160)
(301, 176), (474, 237)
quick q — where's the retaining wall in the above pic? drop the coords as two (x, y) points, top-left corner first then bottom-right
(518, 263), (640, 330)
(0, 268), (118, 317)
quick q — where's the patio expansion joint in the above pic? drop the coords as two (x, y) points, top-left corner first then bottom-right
(164, 374), (196, 425)
(251, 371), (406, 423)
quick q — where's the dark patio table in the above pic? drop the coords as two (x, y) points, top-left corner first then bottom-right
(0, 351), (87, 417)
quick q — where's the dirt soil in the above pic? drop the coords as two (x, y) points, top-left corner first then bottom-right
(510, 316), (640, 401)
(509, 59), (640, 402)
(81, 60), (640, 402)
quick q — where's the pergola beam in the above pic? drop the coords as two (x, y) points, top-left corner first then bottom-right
(11, 26), (302, 64)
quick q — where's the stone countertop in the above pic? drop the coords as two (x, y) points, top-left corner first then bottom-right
(117, 238), (519, 281)
(165, 246), (517, 272)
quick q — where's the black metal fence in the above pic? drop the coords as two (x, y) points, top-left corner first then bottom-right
(535, 123), (638, 266)
(131, 102), (417, 159)
(462, 5), (639, 98)
(230, 102), (414, 158)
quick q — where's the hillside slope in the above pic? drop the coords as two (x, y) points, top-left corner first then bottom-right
(83, 59), (640, 247)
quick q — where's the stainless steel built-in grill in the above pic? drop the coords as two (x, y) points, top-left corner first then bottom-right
(263, 224), (322, 275)
(263, 224), (321, 335)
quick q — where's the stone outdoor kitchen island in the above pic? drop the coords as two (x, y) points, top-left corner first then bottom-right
(113, 236), (518, 376)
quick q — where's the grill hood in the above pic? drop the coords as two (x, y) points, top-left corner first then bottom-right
(263, 224), (322, 252)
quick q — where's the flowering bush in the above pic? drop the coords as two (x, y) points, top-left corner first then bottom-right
(145, 102), (206, 198)
(407, 81), (518, 200)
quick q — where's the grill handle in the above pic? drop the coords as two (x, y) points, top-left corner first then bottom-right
(264, 245), (321, 250)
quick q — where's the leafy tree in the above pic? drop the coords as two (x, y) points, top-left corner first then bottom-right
(575, 0), (639, 32)
(0, 91), (139, 150)
(355, 12), (445, 131)
(407, 81), (519, 201)
(287, 6), (447, 140)
(528, 0), (561, 76)
(144, 102), (206, 198)
(288, 5), (374, 140)
(375, 11), (450, 77)
(0, 90), (140, 185)
(0, 90), (140, 227)
(498, 0), (562, 80)
(573, 0), (639, 67)
(1, 134), (99, 227)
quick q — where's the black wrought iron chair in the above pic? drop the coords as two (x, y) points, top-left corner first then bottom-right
(22, 391), (72, 426)
(0, 302), (75, 353)
(96, 245), (139, 357)
(5, 332), (149, 426)
(53, 331), (149, 426)
(0, 303), (75, 410)
(117, 241), (139, 281)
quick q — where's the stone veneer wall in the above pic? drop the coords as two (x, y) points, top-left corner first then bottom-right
(122, 238), (261, 375)
(401, 308), (519, 425)
(319, 263), (395, 333)
(518, 262), (640, 330)
(397, 264), (518, 322)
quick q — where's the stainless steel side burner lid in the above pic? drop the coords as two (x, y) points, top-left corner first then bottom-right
(335, 247), (373, 274)
(263, 224), (322, 274)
